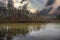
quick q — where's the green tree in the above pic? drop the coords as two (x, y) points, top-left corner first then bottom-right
(56, 15), (60, 19)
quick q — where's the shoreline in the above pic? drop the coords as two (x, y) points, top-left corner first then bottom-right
(0, 20), (60, 23)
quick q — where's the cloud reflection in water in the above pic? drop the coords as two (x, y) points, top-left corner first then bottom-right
(12, 23), (60, 40)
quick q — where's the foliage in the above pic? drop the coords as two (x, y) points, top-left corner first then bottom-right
(56, 15), (60, 20)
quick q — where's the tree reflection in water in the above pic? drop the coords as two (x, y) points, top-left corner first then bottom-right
(0, 23), (60, 40)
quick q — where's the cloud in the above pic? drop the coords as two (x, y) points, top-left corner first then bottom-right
(31, 0), (41, 6)
(14, 3), (21, 8)
(48, 0), (60, 14)
(28, 9), (38, 13)
(0, 0), (8, 7)
(53, 0), (60, 6)
(46, 0), (55, 6)
(27, 23), (60, 40)
(14, 0), (28, 9)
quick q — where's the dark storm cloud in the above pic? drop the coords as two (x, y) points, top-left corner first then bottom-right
(46, 0), (56, 6)
(21, 0), (28, 10)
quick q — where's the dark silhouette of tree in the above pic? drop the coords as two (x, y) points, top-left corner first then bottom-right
(7, 34), (13, 40)
(8, 0), (14, 9)
(22, 4), (28, 10)
(21, 0), (26, 3)
(0, 29), (6, 40)
(56, 15), (60, 19)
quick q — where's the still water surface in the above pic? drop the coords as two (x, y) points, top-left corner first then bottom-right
(0, 23), (60, 40)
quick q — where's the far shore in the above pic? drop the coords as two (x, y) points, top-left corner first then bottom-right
(0, 20), (60, 23)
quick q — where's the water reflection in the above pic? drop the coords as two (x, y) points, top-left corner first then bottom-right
(0, 23), (60, 40)
(27, 23), (60, 40)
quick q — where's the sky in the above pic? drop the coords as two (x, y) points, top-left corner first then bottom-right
(0, 0), (60, 13)
(49, 0), (60, 14)
(13, 0), (48, 13)
(0, 0), (8, 7)
(28, 0), (47, 10)
(13, 0), (47, 9)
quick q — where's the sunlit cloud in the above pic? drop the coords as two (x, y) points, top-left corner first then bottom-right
(14, 3), (21, 8)
(0, 0), (48, 10)
(28, 9), (38, 13)
(14, 0), (28, 8)
(49, 0), (60, 14)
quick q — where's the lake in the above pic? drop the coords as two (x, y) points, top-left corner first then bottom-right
(0, 23), (60, 40)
